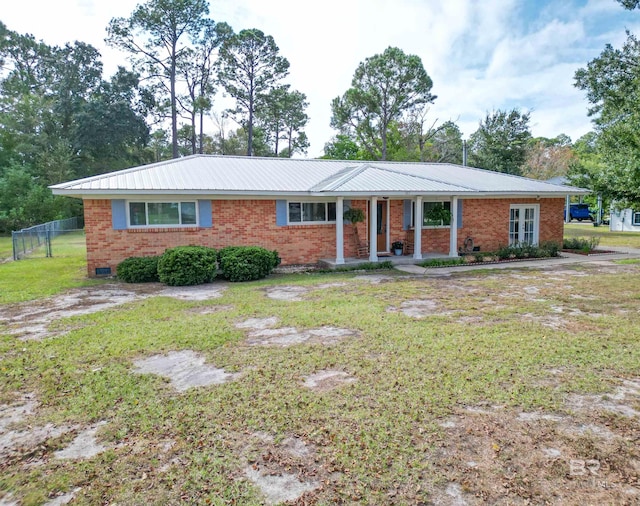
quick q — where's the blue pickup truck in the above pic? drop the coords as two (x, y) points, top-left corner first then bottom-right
(564, 203), (594, 222)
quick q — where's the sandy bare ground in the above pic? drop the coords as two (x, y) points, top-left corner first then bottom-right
(0, 283), (227, 340)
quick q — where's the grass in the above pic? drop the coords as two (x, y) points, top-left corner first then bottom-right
(564, 222), (640, 248)
(0, 235), (12, 260)
(0, 231), (99, 304)
(1, 230), (640, 503)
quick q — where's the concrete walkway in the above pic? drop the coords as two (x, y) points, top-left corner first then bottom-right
(393, 247), (640, 276)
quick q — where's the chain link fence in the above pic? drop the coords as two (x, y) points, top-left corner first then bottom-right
(11, 217), (80, 260)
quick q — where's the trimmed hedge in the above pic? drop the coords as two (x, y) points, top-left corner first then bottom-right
(218, 246), (280, 282)
(157, 246), (218, 286)
(117, 256), (160, 283)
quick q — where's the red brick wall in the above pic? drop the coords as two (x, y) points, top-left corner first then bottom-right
(84, 199), (348, 276)
(457, 198), (564, 253)
(83, 197), (565, 276)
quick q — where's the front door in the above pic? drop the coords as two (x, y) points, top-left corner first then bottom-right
(376, 201), (388, 252)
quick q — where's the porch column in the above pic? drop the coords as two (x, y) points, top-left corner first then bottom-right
(449, 196), (458, 257)
(335, 197), (345, 265)
(369, 197), (378, 262)
(413, 196), (423, 260)
(565, 195), (571, 224)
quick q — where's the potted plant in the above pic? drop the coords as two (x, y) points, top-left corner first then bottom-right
(392, 240), (404, 256)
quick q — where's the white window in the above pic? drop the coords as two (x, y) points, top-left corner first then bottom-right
(509, 204), (539, 245)
(411, 201), (452, 228)
(633, 212), (640, 226)
(288, 202), (336, 224)
(128, 201), (197, 227)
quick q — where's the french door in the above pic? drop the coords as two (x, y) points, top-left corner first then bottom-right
(509, 205), (539, 246)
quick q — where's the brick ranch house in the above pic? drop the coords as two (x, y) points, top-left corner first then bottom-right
(50, 155), (588, 277)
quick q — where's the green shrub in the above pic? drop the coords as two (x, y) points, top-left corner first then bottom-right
(117, 256), (160, 283)
(563, 236), (600, 253)
(157, 246), (217, 286)
(419, 257), (465, 268)
(218, 246), (280, 282)
(539, 241), (560, 257)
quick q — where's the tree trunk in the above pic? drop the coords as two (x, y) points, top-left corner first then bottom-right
(170, 44), (179, 159)
(247, 94), (254, 157)
(199, 109), (204, 154)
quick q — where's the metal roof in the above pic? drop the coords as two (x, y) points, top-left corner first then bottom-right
(50, 154), (589, 197)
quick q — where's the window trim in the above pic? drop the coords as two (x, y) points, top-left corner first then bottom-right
(126, 200), (199, 228)
(287, 200), (337, 225)
(508, 203), (540, 246)
(410, 200), (452, 229)
(633, 211), (640, 226)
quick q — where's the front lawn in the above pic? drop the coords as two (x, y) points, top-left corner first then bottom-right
(0, 235), (12, 260)
(1, 250), (639, 504)
(564, 222), (640, 248)
(0, 231), (99, 304)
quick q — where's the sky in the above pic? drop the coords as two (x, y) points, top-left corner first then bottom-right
(3, 0), (640, 158)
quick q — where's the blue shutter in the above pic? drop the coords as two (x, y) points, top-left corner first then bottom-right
(403, 200), (412, 230)
(198, 200), (212, 227)
(276, 200), (287, 226)
(112, 200), (127, 230)
(343, 200), (352, 223)
(457, 199), (463, 229)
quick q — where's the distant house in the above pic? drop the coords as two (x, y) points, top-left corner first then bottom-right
(609, 208), (640, 232)
(50, 155), (588, 277)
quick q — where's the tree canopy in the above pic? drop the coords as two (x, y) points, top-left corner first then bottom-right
(468, 108), (532, 175)
(106, 0), (211, 158)
(330, 46), (435, 161)
(575, 30), (640, 207)
(217, 28), (290, 156)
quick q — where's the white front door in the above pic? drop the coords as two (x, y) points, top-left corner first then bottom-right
(509, 204), (539, 245)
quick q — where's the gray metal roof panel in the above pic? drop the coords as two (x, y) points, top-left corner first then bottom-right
(50, 155), (588, 195)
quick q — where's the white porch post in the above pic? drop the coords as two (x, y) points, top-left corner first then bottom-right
(565, 194), (571, 223)
(413, 196), (423, 260)
(369, 197), (378, 262)
(449, 196), (458, 257)
(336, 197), (345, 265)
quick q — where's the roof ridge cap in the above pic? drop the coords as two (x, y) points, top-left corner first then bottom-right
(368, 164), (477, 191)
(315, 163), (370, 191)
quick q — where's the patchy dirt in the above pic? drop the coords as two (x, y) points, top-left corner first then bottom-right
(388, 299), (453, 319)
(54, 421), (108, 460)
(244, 466), (320, 505)
(235, 317), (356, 347)
(236, 431), (326, 505)
(235, 317), (279, 330)
(0, 283), (227, 340)
(158, 284), (226, 301)
(0, 286), (143, 340)
(246, 326), (356, 347)
(428, 379), (640, 505)
(133, 350), (239, 391)
(0, 422), (75, 461)
(353, 274), (396, 284)
(42, 488), (82, 506)
(0, 393), (37, 432)
(303, 370), (357, 391)
(566, 378), (640, 419)
(265, 285), (308, 301)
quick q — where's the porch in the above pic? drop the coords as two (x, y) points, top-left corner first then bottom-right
(332, 196), (460, 266)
